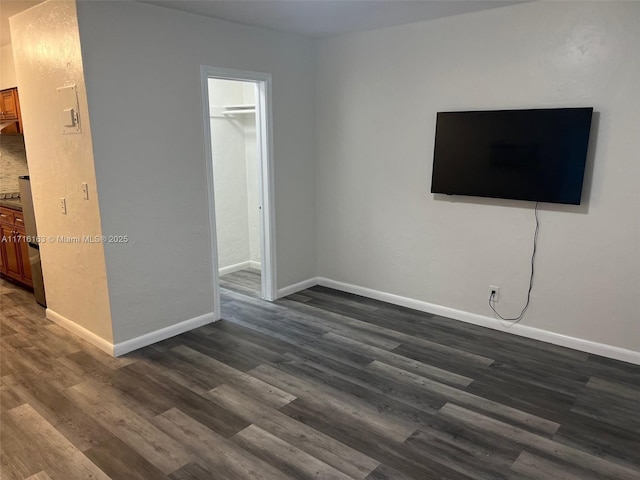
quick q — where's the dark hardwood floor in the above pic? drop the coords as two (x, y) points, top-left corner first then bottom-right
(1, 270), (640, 479)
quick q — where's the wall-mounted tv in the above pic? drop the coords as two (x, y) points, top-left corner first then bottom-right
(431, 107), (593, 205)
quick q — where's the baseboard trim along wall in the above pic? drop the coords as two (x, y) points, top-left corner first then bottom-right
(318, 277), (640, 365)
(46, 308), (115, 355)
(220, 261), (262, 276)
(277, 277), (320, 298)
(47, 278), (639, 364)
(219, 261), (251, 276)
(113, 312), (216, 356)
(276, 276), (640, 365)
(46, 308), (217, 357)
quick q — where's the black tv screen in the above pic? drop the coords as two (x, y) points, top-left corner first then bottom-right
(431, 107), (593, 205)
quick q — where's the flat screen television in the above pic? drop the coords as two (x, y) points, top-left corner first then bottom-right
(430, 107), (593, 205)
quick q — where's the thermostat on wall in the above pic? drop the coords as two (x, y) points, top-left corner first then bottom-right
(57, 84), (81, 134)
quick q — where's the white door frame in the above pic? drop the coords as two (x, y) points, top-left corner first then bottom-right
(200, 65), (277, 320)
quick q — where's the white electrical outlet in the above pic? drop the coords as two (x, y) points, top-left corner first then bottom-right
(489, 285), (500, 302)
(82, 182), (89, 200)
(60, 197), (67, 214)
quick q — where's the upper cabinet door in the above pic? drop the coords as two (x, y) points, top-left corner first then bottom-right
(0, 89), (19, 120)
(0, 88), (22, 134)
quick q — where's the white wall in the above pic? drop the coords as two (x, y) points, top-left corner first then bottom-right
(0, 44), (17, 90)
(243, 83), (261, 266)
(209, 78), (249, 269)
(316, 2), (640, 352)
(10, 1), (113, 343)
(208, 78), (260, 271)
(75, 1), (316, 343)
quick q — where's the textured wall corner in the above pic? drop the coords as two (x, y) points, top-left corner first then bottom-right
(10, 0), (114, 343)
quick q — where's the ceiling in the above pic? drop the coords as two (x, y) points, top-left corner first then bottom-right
(1, 0), (43, 46)
(1, 0), (526, 46)
(141, 0), (526, 38)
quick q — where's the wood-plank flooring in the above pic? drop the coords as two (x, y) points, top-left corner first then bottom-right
(1, 270), (640, 479)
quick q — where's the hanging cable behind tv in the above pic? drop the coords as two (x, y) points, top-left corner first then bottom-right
(489, 202), (539, 324)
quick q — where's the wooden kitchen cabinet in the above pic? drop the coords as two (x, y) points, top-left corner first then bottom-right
(0, 206), (32, 287)
(0, 88), (23, 134)
(0, 89), (19, 119)
(0, 223), (22, 280)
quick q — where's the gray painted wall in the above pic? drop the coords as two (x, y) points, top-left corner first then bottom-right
(76, 1), (317, 343)
(316, 1), (640, 352)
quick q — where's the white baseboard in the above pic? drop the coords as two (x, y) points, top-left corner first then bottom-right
(250, 261), (261, 270)
(46, 308), (115, 355)
(219, 261), (262, 276)
(317, 277), (640, 366)
(46, 308), (217, 358)
(45, 277), (640, 364)
(277, 277), (319, 298)
(113, 312), (216, 357)
(219, 261), (251, 276)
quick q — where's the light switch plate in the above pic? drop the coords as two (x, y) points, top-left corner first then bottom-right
(57, 84), (81, 134)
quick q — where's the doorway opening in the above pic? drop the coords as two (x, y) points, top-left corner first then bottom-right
(201, 67), (276, 320)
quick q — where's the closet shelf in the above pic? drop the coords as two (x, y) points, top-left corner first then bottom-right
(222, 104), (256, 115)
(209, 104), (256, 118)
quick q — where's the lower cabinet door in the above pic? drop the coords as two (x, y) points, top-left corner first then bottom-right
(0, 239), (6, 275)
(17, 228), (33, 286)
(1, 225), (22, 281)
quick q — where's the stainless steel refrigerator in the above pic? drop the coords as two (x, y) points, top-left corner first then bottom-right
(18, 176), (47, 307)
